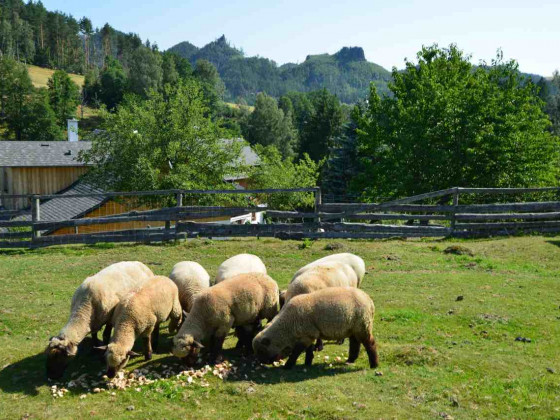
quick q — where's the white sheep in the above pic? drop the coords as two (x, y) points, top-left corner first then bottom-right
(169, 261), (210, 312)
(45, 261), (153, 379)
(253, 287), (378, 369)
(294, 253), (366, 286)
(172, 273), (279, 365)
(284, 262), (359, 304)
(215, 253), (267, 283)
(98, 276), (182, 378)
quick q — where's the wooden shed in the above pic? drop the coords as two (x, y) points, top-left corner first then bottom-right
(0, 141), (92, 210)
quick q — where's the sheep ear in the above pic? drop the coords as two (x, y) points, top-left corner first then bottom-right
(127, 350), (142, 358)
(94, 345), (108, 352)
(193, 340), (204, 349)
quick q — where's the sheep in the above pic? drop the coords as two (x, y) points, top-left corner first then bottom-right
(169, 261), (210, 313)
(253, 287), (378, 369)
(284, 262), (359, 304)
(215, 253), (267, 283)
(172, 273), (279, 365)
(97, 275), (182, 378)
(294, 253), (366, 286)
(45, 261), (153, 379)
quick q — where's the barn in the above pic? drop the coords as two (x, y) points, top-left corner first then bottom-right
(0, 141), (92, 210)
(0, 138), (262, 234)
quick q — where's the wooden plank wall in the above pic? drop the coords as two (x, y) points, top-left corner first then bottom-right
(3, 166), (88, 210)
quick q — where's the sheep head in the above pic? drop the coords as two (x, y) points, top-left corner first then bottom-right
(45, 336), (77, 379)
(172, 334), (204, 366)
(252, 330), (294, 365)
(99, 343), (142, 378)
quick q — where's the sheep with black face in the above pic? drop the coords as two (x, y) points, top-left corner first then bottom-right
(45, 261), (153, 379)
(172, 273), (278, 365)
(253, 287), (378, 369)
(97, 276), (182, 378)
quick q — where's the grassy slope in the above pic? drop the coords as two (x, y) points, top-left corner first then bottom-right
(27, 65), (84, 89)
(0, 236), (559, 419)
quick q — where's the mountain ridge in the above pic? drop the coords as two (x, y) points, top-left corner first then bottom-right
(168, 35), (391, 104)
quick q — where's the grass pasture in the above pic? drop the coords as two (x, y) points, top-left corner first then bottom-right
(0, 236), (559, 419)
(27, 65), (84, 89)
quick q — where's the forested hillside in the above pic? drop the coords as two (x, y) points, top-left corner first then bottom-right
(169, 36), (392, 103)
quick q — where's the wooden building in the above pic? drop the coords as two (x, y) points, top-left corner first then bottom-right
(2, 138), (262, 234)
(0, 141), (92, 210)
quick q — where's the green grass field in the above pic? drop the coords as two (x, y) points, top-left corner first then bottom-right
(0, 236), (559, 419)
(27, 65), (84, 89)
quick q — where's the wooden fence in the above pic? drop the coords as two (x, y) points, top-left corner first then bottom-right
(1, 186), (560, 248)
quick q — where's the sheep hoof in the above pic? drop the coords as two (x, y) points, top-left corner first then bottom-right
(145, 353), (152, 361)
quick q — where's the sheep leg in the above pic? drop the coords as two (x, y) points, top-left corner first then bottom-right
(283, 343), (306, 370)
(346, 336), (361, 364)
(304, 345), (314, 366)
(91, 331), (102, 348)
(234, 327), (245, 350)
(362, 334), (379, 369)
(102, 323), (112, 345)
(314, 339), (324, 352)
(152, 323), (160, 352)
(143, 335), (153, 361)
(209, 335), (226, 364)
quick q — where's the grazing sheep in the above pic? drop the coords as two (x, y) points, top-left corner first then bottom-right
(215, 254), (267, 283)
(253, 287), (378, 369)
(169, 261), (210, 312)
(172, 273), (279, 365)
(284, 262), (359, 304)
(45, 261), (153, 379)
(294, 253), (366, 286)
(97, 275), (182, 378)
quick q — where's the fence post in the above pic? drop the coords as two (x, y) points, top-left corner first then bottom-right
(314, 187), (322, 225)
(451, 187), (459, 234)
(173, 192), (184, 241)
(31, 195), (41, 241)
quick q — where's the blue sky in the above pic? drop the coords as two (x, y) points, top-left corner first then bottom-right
(43, 0), (559, 76)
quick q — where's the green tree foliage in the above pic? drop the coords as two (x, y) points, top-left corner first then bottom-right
(1, 56), (33, 139)
(0, 56), (61, 140)
(20, 89), (63, 141)
(128, 45), (163, 97)
(193, 59), (225, 112)
(322, 116), (361, 201)
(47, 69), (80, 126)
(242, 93), (297, 158)
(352, 45), (560, 201)
(98, 57), (127, 109)
(79, 17), (93, 69)
(545, 71), (560, 137)
(299, 89), (344, 161)
(80, 79), (244, 192)
(249, 145), (321, 210)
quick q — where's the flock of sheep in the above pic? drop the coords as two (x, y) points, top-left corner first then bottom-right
(45, 253), (378, 380)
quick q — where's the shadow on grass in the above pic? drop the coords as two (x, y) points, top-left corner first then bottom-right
(0, 338), (106, 396)
(546, 240), (560, 248)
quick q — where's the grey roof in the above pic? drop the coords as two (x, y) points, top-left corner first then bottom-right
(0, 141), (92, 167)
(16, 182), (106, 223)
(221, 139), (260, 167)
(0, 140), (258, 168)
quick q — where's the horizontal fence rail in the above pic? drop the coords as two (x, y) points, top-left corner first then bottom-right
(1, 186), (560, 248)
